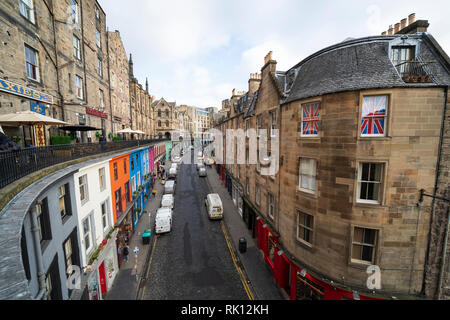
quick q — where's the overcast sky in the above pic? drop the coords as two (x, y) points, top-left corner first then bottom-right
(98, 0), (450, 109)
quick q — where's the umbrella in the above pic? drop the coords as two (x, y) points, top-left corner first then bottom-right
(134, 130), (146, 135)
(0, 125), (3, 134)
(0, 110), (68, 126)
(0, 111), (68, 147)
(117, 128), (134, 134)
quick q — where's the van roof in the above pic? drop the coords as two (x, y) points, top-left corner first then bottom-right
(207, 193), (222, 204)
(156, 208), (172, 217)
(162, 194), (173, 199)
(166, 180), (175, 186)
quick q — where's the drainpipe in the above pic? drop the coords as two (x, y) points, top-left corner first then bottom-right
(29, 208), (47, 300)
(437, 207), (450, 300)
(106, 29), (114, 138)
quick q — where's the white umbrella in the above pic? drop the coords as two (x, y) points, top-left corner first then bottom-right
(117, 128), (134, 134)
(0, 110), (68, 126)
(134, 130), (146, 135)
(0, 125), (4, 134)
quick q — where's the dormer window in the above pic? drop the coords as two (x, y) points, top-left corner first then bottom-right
(390, 45), (432, 83)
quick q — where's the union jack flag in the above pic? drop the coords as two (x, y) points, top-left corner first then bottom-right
(361, 96), (387, 136)
(302, 103), (320, 136)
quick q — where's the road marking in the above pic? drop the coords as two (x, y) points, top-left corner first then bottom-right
(139, 235), (158, 300)
(221, 221), (255, 300)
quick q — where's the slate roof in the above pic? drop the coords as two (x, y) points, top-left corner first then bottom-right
(283, 33), (450, 104)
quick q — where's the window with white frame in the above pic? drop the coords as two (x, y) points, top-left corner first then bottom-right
(97, 58), (103, 77)
(357, 163), (384, 204)
(101, 201), (109, 232)
(19, 0), (35, 23)
(268, 193), (275, 219)
(297, 211), (314, 246)
(361, 96), (388, 137)
(131, 176), (136, 192)
(299, 158), (317, 193)
(73, 35), (81, 60)
(351, 227), (378, 264)
(96, 29), (101, 48)
(301, 102), (320, 137)
(255, 184), (261, 205)
(99, 168), (106, 192)
(98, 89), (105, 108)
(137, 172), (141, 187)
(75, 75), (83, 99)
(70, 0), (79, 24)
(94, 5), (100, 19)
(82, 216), (92, 252)
(25, 45), (39, 81)
(58, 184), (72, 220)
(79, 174), (88, 204)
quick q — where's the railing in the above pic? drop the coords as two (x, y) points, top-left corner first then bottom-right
(0, 138), (169, 189)
(394, 59), (435, 83)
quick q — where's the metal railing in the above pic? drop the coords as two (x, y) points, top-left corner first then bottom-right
(0, 138), (168, 189)
(394, 59), (435, 83)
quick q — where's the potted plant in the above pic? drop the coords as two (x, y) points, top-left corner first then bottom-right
(138, 185), (143, 191)
(133, 191), (138, 199)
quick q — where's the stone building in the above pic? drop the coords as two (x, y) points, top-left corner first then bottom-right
(0, 0), (60, 147)
(152, 97), (177, 139)
(57, 0), (111, 143)
(214, 21), (450, 299)
(107, 30), (130, 134)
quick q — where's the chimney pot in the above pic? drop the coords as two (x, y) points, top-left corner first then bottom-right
(388, 25), (393, 35)
(381, 31), (387, 36)
(401, 18), (407, 29)
(409, 13), (416, 25)
(394, 23), (400, 33)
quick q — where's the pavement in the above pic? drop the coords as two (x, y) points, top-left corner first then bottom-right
(204, 163), (285, 300)
(104, 167), (167, 300)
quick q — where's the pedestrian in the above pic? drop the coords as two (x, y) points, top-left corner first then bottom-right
(123, 244), (129, 262)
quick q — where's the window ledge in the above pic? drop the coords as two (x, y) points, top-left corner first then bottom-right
(358, 136), (392, 141)
(295, 238), (314, 251)
(349, 259), (374, 270)
(354, 201), (384, 208)
(296, 189), (318, 199)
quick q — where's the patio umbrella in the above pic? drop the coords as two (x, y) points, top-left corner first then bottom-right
(117, 128), (134, 134)
(134, 130), (146, 135)
(0, 111), (68, 146)
(0, 110), (68, 126)
(59, 125), (101, 132)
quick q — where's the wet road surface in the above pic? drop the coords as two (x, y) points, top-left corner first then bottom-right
(141, 149), (248, 300)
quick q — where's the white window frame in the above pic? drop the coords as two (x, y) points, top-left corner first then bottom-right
(299, 158), (317, 194)
(98, 89), (105, 108)
(131, 176), (136, 193)
(75, 75), (83, 99)
(19, 0), (35, 24)
(96, 29), (101, 48)
(82, 216), (92, 253)
(99, 168), (106, 192)
(101, 201), (109, 233)
(356, 162), (384, 205)
(73, 35), (81, 60)
(297, 211), (314, 246)
(58, 185), (67, 218)
(70, 0), (79, 24)
(25, 45), (40, 81)
(351, 226), (378, 265)
(360, 95), (388, 138)
(97, 58), (103, 77)
(79, 174), (89, 204)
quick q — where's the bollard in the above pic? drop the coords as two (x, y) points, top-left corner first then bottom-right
(239, 237), (247, 253)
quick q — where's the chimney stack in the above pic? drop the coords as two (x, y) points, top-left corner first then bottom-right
(381, 31), (387, 35)
(388, 25), (393, 35)
(394, 23), (400, 33)
(264, 51), (273, 65)
(401, 18), (407, 29)
(409, 13), (416, 25)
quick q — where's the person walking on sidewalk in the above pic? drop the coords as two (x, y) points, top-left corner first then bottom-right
(123, 245), (130, 262)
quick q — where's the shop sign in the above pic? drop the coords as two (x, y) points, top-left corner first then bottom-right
(0, 79), (54, 104)
(86, 107), (108, 119)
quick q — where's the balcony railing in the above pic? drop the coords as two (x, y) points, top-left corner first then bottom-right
(0, 138), (168, 189)
(394, 59), (435, 83)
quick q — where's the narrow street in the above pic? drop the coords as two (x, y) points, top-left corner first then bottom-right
(140, 148), (249, 300)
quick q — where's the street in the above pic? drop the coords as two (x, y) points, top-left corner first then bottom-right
(140, 147), (249, 300)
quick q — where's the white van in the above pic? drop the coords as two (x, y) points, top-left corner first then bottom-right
(205, 193), (223, 220)
(161, 194), (174, 209)
(197, 162), (205, 171)
(165, 180), (176, 194)
(199, 167), (206, 177)
(155, 208), (172, 234)
(169, 167), (177, 179)
(171, 163), (178, 170)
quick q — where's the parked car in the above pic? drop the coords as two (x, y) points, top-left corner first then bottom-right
(155, 208), (172, 234)
(205, 194), (223, 220)
(197, 162), (205, 171)
(165, 180), (176, 194)
(161, 194), (174, 209)
(199, 167), (207, 177)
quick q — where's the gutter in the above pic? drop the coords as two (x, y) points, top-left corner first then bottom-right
(30, 206), (47, 300)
